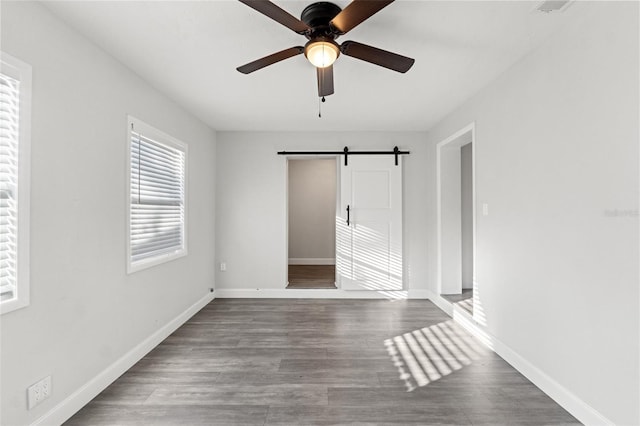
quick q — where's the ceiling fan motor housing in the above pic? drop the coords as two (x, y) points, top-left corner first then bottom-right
(301, 2), (342, 38)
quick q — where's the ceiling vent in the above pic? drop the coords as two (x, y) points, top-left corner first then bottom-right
(536, 0), (573, 13)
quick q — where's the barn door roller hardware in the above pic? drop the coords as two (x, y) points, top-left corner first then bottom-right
(277, 146), (409, 166)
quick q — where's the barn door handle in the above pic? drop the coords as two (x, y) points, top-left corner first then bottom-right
(346, 205), (350, 226)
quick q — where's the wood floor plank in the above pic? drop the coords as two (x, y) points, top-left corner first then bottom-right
(287, 265), (336, 289)
(236, 336), (371, 349)
(326, 386), (503, 408)
(278, 358), (399, 373)
(144, 384), (329, 406)
(189, 347), (329, 359)
(65, 404), (269, 426)
(116, 371), (221, 385)
(265, 405), (472, 425)
(377, 369), (531, 388)
(129, 357), (281, 373)
(214, 371), (381, 387)
(65, 299), (580, 426)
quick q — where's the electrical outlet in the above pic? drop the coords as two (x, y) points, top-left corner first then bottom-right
(220, 262), (226, 271)
(27, 376), (51, 410)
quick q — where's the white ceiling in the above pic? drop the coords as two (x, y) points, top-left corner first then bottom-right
(42, 0), (578, 131)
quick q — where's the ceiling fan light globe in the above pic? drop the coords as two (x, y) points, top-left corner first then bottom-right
(305, 41), (339, 68)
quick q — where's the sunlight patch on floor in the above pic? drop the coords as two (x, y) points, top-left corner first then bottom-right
(384, 320), (485, 391)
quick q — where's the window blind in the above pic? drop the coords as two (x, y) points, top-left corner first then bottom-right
(130, 130), (185, 264)
(0, 72), (19, 303)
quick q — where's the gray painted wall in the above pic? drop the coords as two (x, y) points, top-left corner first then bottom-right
(461, 143), (473, 289)
(1, 3), (216, 424)
(215, 132), (429, 292)
(439, 143), (463, 295)
(425, 2), (638, 423)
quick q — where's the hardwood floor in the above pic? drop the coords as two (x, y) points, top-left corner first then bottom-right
(442, 288), (473, 303)
(443, 289), (474, 315)
(287, 265), (336, 289)
(65, 299), (580, 425)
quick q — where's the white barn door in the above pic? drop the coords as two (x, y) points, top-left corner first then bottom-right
(337, 155), (403, 291)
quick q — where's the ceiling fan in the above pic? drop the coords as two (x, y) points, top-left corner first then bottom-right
(236, 0), (415, 98)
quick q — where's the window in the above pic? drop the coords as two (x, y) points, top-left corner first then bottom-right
(1, 53), (31, 314)
(127, 117), (187, 273)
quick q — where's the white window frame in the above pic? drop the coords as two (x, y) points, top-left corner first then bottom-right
(0, 52), (31, 315)
(126, 116), (188, 274)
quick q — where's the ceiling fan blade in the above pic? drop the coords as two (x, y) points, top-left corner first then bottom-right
(317, 65), (335, 97)
(237, 46), (304, 74)
(238, 0), (310, 34)
(340, 41), (414, 73)
(330, 0), (394, 35)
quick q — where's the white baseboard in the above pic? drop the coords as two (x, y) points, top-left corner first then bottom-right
(406, 289), (430, 299)
(216, 288), (429, 300)
(32, 292), (215, 426)
(428, 292), (612, 426)
(288, 258), (335, 265)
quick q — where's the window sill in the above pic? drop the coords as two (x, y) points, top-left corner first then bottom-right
(127, 249), (187, 274)
(1, 297), (30, 315)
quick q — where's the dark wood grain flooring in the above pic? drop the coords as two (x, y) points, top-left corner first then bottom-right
(442, 288), (473, 303)
(443, 289), (474, 315)
(65, 299), (580, 425)
(287, 265), (336, 289)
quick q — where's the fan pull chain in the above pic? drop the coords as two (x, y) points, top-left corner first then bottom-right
(318, 96), (326, 118)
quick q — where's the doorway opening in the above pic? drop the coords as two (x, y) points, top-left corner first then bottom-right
(287, 158), (337, 289)
(437, 123), (475, 314)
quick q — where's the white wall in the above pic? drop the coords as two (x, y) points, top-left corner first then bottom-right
(0, 3), (216, 425)
(426, 2), (638, 424)
(439, 144), (463, 295)
(288, 159), (336, 263)
(461, 143), (473, 289)
(215, 132), (429, 294)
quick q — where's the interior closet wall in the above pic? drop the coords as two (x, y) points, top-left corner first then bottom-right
(288, 159), (336, 264)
